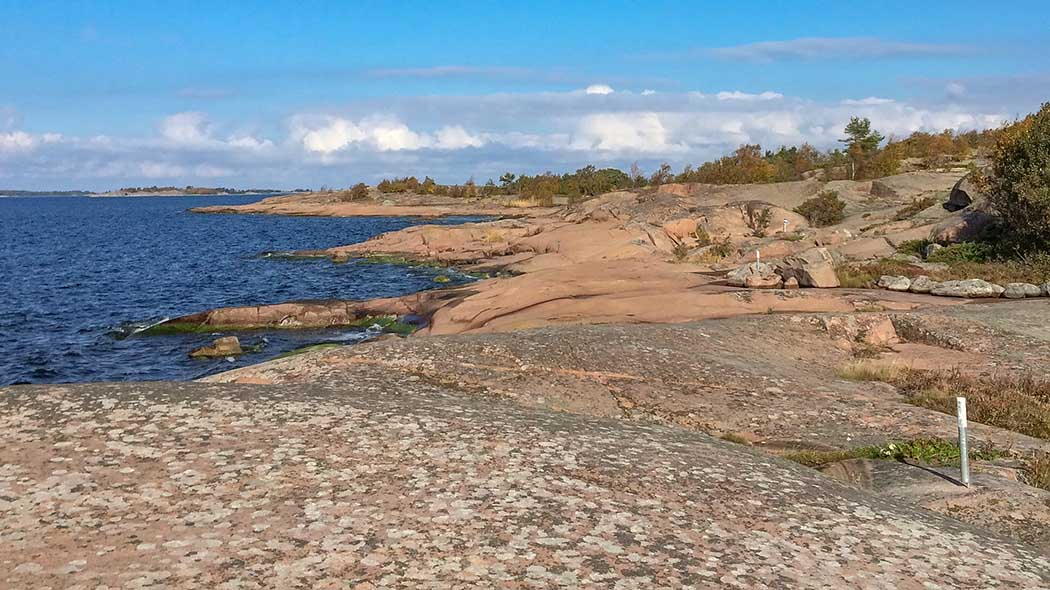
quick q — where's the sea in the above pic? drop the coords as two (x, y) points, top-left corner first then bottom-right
(0, 195), (485, 385)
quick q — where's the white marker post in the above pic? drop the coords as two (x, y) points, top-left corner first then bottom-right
(756, 249), (761, 265)
(783, 219), (789, 234)
(957, 397), (971, 487)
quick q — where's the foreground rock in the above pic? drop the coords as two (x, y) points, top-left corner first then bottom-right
(931, 279), (1005, 298)
(188, 335), (242, 358)
(2, 381), (1048, 588)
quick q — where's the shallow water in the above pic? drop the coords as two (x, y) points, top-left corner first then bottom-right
(0, 195), (484, 385)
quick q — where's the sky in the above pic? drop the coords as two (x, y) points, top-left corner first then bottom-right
(1, 0), (1048, 190)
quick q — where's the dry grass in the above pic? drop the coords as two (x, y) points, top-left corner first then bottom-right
(836, 258), (1050, 288)
(506, 197), (553, 208)
(1027, 453), (1050, 490)
(893, 196), (939, 221)
(838, 361), (1050, 492)
(481, 230), (506, 243)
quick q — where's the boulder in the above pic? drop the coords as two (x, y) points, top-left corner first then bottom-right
(779, 258), (840, 288)
(1003, 283), (1042, 299)
(821, 315), (899, 347)
(1044, 283), (1050, 297)
(662, 218), (699, 241)
(726, 262), (780, 288)
(944, 176), (978, 212)
(908, 275), (939, 294)
(189, 336), (243, 358)
(931, 279), (1004, 298)
(930, 208), (997, 243)
(877, 275), (912, 292)
(745, 273), (784, 289)
(778, 247), (842, 288)
(783, 277), (800, 289)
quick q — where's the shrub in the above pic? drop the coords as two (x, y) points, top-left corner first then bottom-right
(745, 202), (772, 237)
(347, 183), (369, 201)
(982, 102), (1050, 253)
(794, 190), (847, 227)
(896, 239), (932, 257)
(925, 241), (993, 263)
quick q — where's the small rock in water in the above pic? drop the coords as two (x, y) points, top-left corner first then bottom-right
(189, 336), (243, 358)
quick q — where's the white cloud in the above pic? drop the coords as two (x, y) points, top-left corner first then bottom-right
(717, 91), (783, 102)
(160, 112), (212, 145)
(842, 97), (896, 106)
(140, 161), (187, 178)
(708, 37), (969, 61)
(641, 89), (657, 96)
(0, 131), (36, 151)
(584, 84), (615, 95)
(571, 113), (681, 152)
(435, 126), (484, 149)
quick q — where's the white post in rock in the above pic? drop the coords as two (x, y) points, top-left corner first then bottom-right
(783, 219), (789, 234)
(957, 397), (971, 487)
(756, 250), (761, 265)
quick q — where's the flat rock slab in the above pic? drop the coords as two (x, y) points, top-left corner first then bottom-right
(1, 382), (1048, 588)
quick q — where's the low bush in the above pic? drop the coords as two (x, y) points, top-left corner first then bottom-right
(893, 196), (939, 220)
(794, 190), (846, 227)
(926, 242), (993, 263)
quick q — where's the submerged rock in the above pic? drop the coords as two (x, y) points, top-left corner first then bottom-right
(189, 336), (243, 358)
(931, 279), (1004, 298)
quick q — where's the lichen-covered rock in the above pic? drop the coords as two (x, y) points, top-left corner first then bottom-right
(1003, 283), (1042, 299)
(779, 251), (841, 288)
(783, 276), (800, 289)
(821, 314), (899, 347)
(189, 336), (243, 358)
(726, 262), (780, 288)
(908, 275), (939, 294)
(877, 275), (911, 292)
(931, 279), (1004, 298)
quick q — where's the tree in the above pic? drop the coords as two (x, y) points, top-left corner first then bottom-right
(840, 117), (885, 179)
(499, 172), (516, 187)
(346, 182), (369, 201)
(982, 102), (1050, 253)
(649, 162), (673, 186)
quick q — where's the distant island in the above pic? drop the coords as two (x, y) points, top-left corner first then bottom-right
(0, 189), (94, 197)
(1, 186), (312, 197)
(94, 185), (309, 197)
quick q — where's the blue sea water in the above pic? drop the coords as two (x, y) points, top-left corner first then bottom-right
(0, 195), (484, 385)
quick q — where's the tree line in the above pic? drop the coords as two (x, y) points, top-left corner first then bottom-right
(339, 119), (1004, 203)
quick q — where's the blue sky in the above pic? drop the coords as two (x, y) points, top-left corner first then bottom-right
(1, 0), (1048, 189)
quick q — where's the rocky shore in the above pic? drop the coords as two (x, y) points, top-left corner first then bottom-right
(6, 170), (1050, 586)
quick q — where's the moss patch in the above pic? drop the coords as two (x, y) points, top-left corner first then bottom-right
(273, 343), (345, 360)
(141, 314), (418, 336)
(783, 438), (1003, 469)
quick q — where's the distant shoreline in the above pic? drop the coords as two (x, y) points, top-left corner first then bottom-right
(90, 191), (287, 198)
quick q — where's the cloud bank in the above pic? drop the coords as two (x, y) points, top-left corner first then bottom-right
(0, 88), (1014, 190)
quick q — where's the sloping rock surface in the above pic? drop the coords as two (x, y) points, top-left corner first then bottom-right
(2, 381), (1048, 588)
